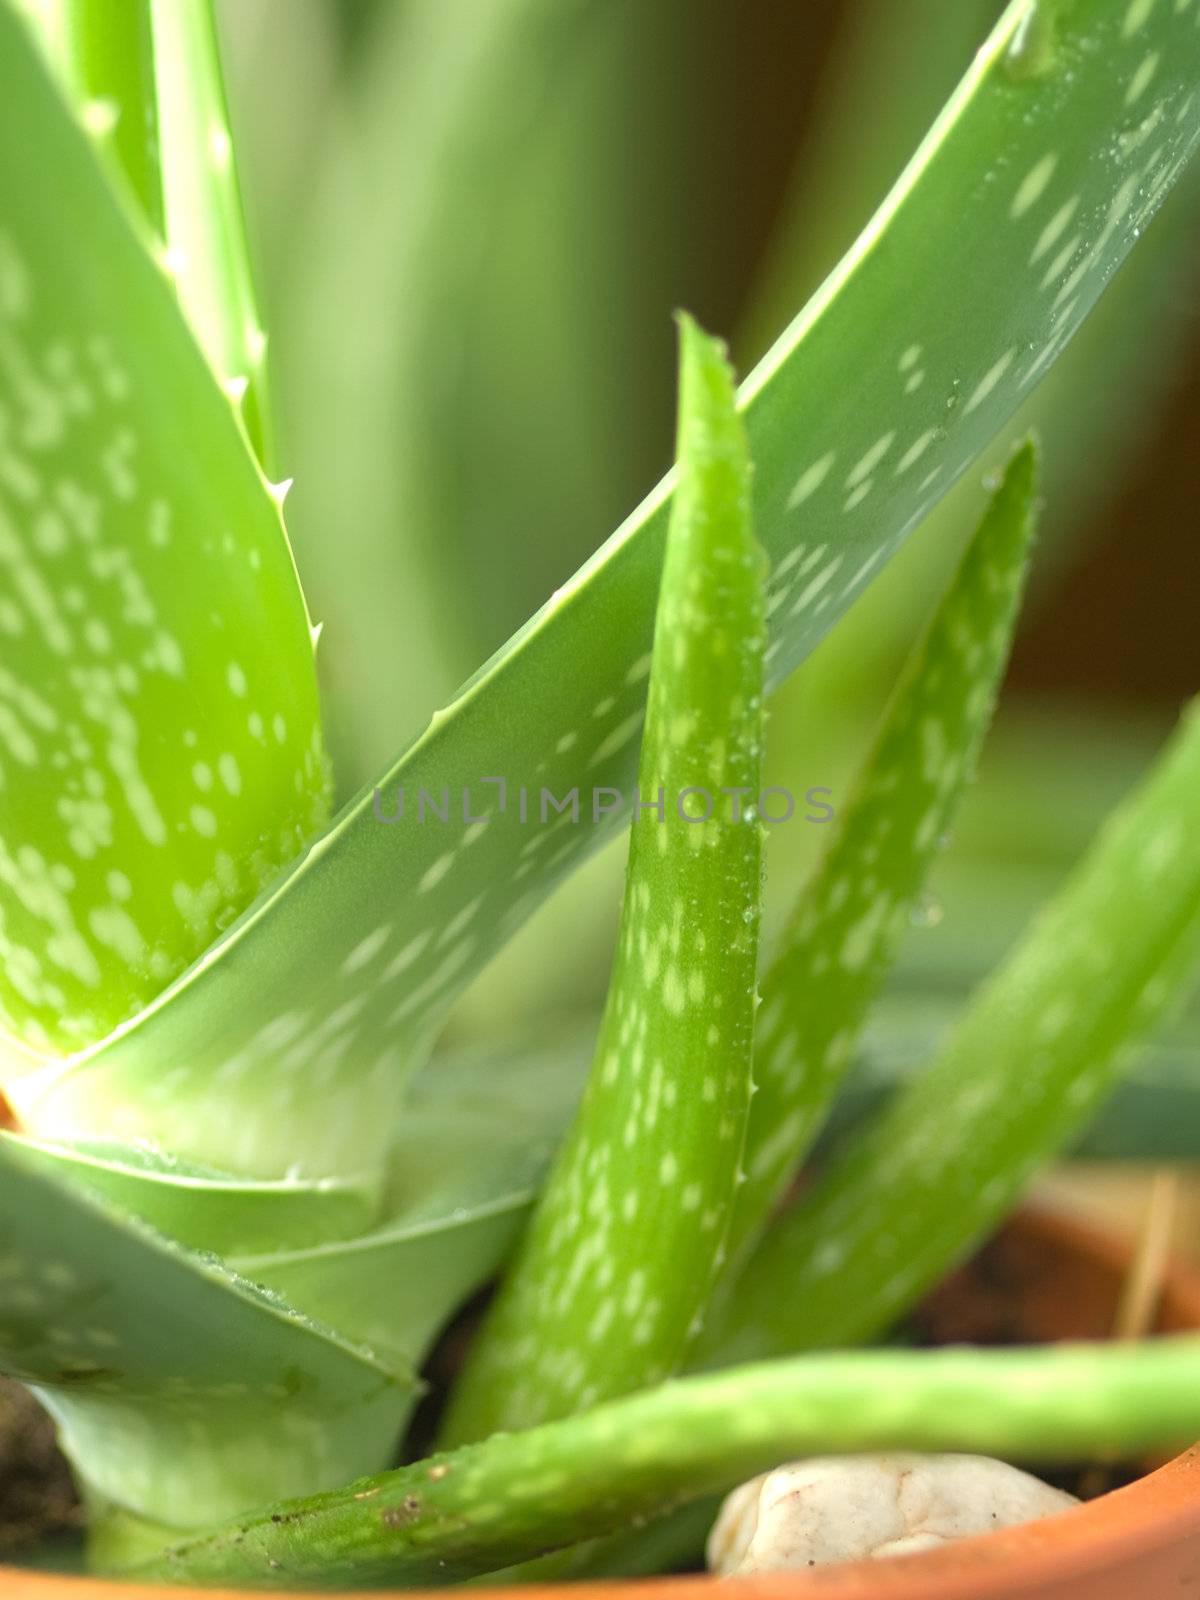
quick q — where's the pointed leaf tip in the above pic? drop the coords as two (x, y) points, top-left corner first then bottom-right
(708, 435), (1041, 1302)
(440, 316), (764, 1443)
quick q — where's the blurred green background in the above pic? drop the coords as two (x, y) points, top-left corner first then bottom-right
(215, 0), (1200, 1060)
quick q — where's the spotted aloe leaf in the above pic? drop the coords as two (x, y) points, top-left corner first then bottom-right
(20, 0), (275, 464)
(704, 697), (1200, 1366)
(0, 1033), (578, 1555)
(0, 4), (327, 1061)
(226, 1028), (584, 1370)
(743, 0), (1200, 768)
(518, 440), (1039, 1591)
(722, 443), (1038, 1282)
(12, 0), (1200, 1183)
(18, 0), (164, 231)
(130, 1335), (1200, 1588)
(147, 0), (276, 466)
(441, 318), (763, 1446)
(740, 0), (995, 366)
(0, 1131), (412, 1545)
(827, 1010), (1200, 1162)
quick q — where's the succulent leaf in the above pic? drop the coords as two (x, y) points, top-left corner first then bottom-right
(231, 1195), (528, 1382)
(705, 697), (1200, 1364)
(724, 443), (1038, 1279)
(17, 0), (274, 463)
(0, 4), (327, 1061)
(441, 317), (763, 1444)
(0, 1132), (412, 1542)
(147, 0), (276, 465)
(22, 0), (1198, 1183)
(131, 1335), (1200, 1588)
(229, 1034), (584, 1369)
(10, 1136), (375, 1256)
(41, 0), (164, 232)
(0, 1024), (582, 1548)
(0, 1032), (587, 1550)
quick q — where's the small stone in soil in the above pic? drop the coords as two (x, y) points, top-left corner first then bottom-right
(707, 1453), (1079, 1574)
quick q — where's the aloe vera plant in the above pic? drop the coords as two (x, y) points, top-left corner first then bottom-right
(2, 0), (1200, 1587)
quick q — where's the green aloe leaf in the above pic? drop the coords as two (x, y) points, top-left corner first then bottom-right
(3, 1037), (608, 1573)
(19, 0), (275, 464)
(229, 1031), (583, 1369)
(9, 1136), (374, 1256)
(544, 437), (1036, 1588)
(704, 696), (1200, 1365)
(14, 0), (1199, 1182)
(825, 1009), (1200, 1164)
(0, 1132), (412, 1544)
(742, 0), (1200, 811)
(130, 1336), (1200, 1588)
(442, 318), (763, 1445)
(0, 1031), (587, 1552)
(740, 0), (995, 367)
(725, 443), (1037, 1280)
(462, 986), (1200, 1583)
(148, 0), (275, 466)
(743, 0), (1200, 584)
(18, 1024), (577, 1324)
(0, 1020), (622, 1564)
(0, 4), (327, 1061)
(231, 1194), (527, 1383)
(22, 0), (164, 232)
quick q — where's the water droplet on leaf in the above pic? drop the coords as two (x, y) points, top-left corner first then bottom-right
(909, 892), (945, 929)
(1004, 5), (1057, 83)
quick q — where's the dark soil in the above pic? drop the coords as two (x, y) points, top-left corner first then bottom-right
(910, 1226), (1146, 1501)
(0, 1379), (81, 1556)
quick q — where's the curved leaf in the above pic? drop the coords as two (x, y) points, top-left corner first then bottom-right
(705, 697), (1200, 1364)
(131, 1336), (1200, 1587)
(725, 443), (1037, 1278)
(0, 5), (327, 1058)
(20, 0), (274, 462)
(9, 1136), (374, 1255)
(149, 0), (276, 465)
(46, 0), (163, 232)
(1, 1023), (590, 1553)
(18, 0), (1200, 1177)
(230, 1034), (583, 1370)
(442, 318), (763, 1443)
(231, 1197), (527, 1381)
(0, 1133), (411, 1540)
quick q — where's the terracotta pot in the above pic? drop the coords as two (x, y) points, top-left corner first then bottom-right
(3, 1204), (1200, 1600)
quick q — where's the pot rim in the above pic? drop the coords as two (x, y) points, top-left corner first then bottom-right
(2, 1203), (1198, 1600)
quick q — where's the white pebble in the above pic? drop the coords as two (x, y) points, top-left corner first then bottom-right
(707, 1454), (1078, 1574)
